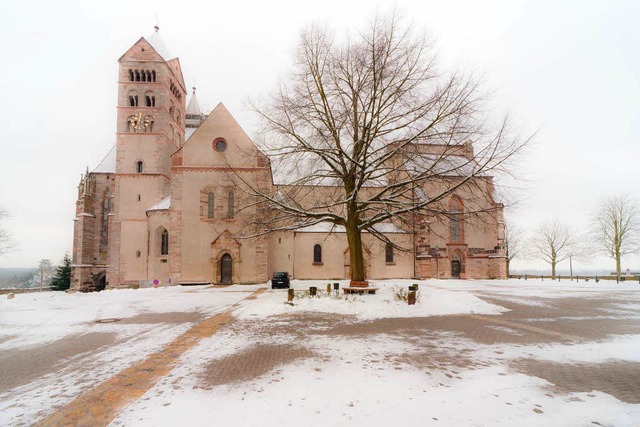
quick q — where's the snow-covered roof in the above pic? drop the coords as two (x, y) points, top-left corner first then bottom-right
(92, 145), (116, 173)
(186, 88), (201, 115)
(147, 196), (171, 212)
(405, 154), (482, 177)
(146, 27), (174, 61)
(296, 222), (407, 234)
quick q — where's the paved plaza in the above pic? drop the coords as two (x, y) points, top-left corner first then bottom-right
(1, 281), (639, 425)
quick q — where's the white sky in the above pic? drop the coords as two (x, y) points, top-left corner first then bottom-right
(0, 0), (638, 272)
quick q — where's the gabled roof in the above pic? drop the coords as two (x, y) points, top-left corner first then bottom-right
(92, 145), (116, 173)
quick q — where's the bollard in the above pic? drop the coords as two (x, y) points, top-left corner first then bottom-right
(327, 283), (332, 294)
(408, 291), (416, 305)
(309, 286), (317, 296)
(525, 274), (527, 281)
(287, 288), (294, 302)
(595, 275), (599, 283)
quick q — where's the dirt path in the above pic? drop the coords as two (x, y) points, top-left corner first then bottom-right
(34, 287), (267, 426)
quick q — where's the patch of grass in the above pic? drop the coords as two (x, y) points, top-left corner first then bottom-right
(391, 285), (419, 303)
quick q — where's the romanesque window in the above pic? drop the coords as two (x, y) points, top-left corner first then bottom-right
(145, 95), (156, 107)
(101, 193), (110, 247)
(136, 161), (143, 173)
(313, 244), (322, 263)
(128, 95), (138, 107)
(161, 229), (169, 255)
(151, 70), (156, 82)
(385, 243), (394, 263)
(449, 196), (464, 243)
(128, 69), (134, 81)
(227, 192), (234, 218)
(207, 192), (215, 219)
(135, 70), (141, 81)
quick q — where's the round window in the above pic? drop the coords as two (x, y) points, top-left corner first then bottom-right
(214, 139), (227, 152)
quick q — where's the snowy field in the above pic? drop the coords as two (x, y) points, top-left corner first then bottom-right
(1, 279), (639, 426)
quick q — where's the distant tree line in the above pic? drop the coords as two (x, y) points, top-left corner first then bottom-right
(506, 195), (640, 281)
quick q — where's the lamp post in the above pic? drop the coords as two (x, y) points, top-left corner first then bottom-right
(435, 246), (439, 279)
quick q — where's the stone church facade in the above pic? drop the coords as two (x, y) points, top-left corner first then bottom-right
(71, 30), (507, 291)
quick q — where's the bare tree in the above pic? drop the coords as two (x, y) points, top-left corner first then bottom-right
(38, 259), (53, 291)
(504, 220), (524, 276)
(0, 206), (13, 256)
(242, 12), (530, 282)
(591, 195), (640, 281)
(530, 220), (577, 279)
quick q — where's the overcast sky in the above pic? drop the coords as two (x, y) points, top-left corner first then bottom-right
(0, 0), (638, 273)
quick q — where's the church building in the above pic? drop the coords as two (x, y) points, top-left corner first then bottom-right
(71, 29), (507, 291)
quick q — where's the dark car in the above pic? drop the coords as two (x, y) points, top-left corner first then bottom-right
(271, 271), (290, 289)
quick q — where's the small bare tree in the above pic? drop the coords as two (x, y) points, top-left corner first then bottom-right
(0, 207), (13, 256)
(504, 220), (523, 276)
(241, 12), (530, 282)
(591, 195), (640, 281)
(530, 220), (577, 279)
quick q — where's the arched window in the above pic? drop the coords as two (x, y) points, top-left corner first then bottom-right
(313, 244), (322, 263)
(161, 229), (169, 255)
(141, 70), (146, 82)
(136, 161), (143, 173)
(151, 70), (156, 82)
(385, 243), (394, 263)
(101, 193), (111, 247)
(128, 95), (138, 107)
(128, 69), (134, 81)
(135, 70), (140, 81)
(227, 191), (234, 218)
(207, 192), (215, 219)
(449, 196), (464, 243)
(146, 96), (151, 107)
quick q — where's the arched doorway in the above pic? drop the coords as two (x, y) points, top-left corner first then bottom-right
(451, 260), (461, 278)
(94, 271), (107, 291)
(220, 253), (232, 284)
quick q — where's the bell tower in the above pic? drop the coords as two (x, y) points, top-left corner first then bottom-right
(108, 27), (186, 286)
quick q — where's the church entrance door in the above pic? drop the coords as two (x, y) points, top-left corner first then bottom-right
(220, 254), (232, 284)
(451, 260), (461, 278)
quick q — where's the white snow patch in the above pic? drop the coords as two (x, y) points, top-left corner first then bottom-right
(234, 279), (508, 320)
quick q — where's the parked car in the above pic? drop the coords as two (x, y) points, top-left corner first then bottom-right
(271, 271), (290, 289)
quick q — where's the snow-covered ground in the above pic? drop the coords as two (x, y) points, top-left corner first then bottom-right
(1, 279), (639, 426)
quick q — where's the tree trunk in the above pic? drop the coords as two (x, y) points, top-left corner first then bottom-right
(346, 224), (366, 282)
(551, 258), (556, 280)
(616, 252), (621, 282)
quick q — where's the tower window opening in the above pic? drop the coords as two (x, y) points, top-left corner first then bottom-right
(151, 70), (156, 82)
(136, 161), (143, 173)
(135, 70), (140, 81)
(128, 69), (134, 81)
(141, 71), (146, 82)
(128, 95), (138, 107)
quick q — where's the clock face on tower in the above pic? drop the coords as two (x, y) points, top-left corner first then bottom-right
(128, 112), (154, 132)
